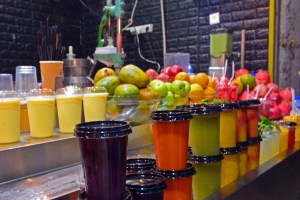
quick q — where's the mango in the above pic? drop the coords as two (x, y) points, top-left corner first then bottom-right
(114, 84), (140, 97)
(94, 67), (116, 83)
(94, 76), (120, 96)
(139, 88), (160, 100)
(119, 64), (150, 88)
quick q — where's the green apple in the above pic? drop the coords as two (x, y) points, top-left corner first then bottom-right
(165, 82), (172, 91)
(149, 80), (168, 97)
(171, 80), (190, 97)
(160, 91), (175, 107)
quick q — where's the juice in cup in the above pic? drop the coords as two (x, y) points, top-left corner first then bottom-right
(151, 110), (192, 170)
(229, 83), (238, 101)
(259, 131), (280, 164)
(236, 101), (248, 149)
(0, 91), (20, 143)
(189, 155), (222, 200)
(155, 164), (195, 200)
(56, 86), (82, 133)
(279, 122), (289, 152)
(83, 87), (108, 122)
(283, 115), (300, 142)
(246, 100), (261, 139)
(189, 104), (222, 157)
(126, 158), (156, 174)
(126, 173), (167, 200)
(220, 152), (239, 188)
(27, 89), (55, 138)
(75, 121), (132, 200)
(215, 83), (230, 101)
(78, 189), (133, 200)
(220, 102), (239, 151)
(247, 137), (261, 171)
(239, 149), (248, 176)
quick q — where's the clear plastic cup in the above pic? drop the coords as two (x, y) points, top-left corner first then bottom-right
(0, 91), (20, 143)
(15, 66), (38, 93)
(56, 86), (83, 133)
(0, 74), (13, 91)
(26, 89), (55, 138)
(83, 87), (108, 122)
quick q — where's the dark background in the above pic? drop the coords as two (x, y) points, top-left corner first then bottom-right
(0, 0), (269, 80)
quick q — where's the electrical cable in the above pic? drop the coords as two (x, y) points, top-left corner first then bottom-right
(136, 32), (161, 73)
(78, 0), (101, 17)
(123, 0), (138, 30)
(145, 34), (157, 62)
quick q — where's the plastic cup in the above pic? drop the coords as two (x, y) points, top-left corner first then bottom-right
(220, 151), (239, 188)
(0, 91), (20, 143)
(187, 104), (222, 157)
(279, 123), (289, 152)
(126, 158), (156, 174)
(26, 89), (55, 138)
(219, 102), (240, 153)
(259, 131), (280, 164)
(83, 87), (108, 122)
(151, 110), (192, 170)
(155, 164), (195, 200)
(247, 137), (261, 171)
(39, 61), (63, 91)
(260, 99), (273, 118)
(74, 121), (132, 200)
(78, 189), (133, 200)
(15, 66), (38, 93)
(216, 83), (230, 101)
(228, 83), (238, 101)
(0, 74), (13, 91)
(56, 86), (82, 133)
(239, 149), (248, 176)
(283, 115), (300, 142)
(246, 100), (261, 139)
(235, 101), (249, 149)
(189, 155), (222, 200)
(126, 173), (167, 200)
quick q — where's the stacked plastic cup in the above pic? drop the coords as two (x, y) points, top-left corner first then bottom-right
(151, 110), (195, 200)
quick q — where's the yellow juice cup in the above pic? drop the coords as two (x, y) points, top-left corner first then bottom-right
(83, 87), (108, 122)
(239, 149), (248, 176)
(247, 138), (260, 171)
(279, 124), (289, 152)
(220, 152), (239, 188)
(27, 89), (55, 138)
(56, 86), (82, 133)
(0, 91), (20, 143)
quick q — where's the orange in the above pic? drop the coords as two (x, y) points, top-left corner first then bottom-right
(188, 84), (203, 100)
(190, 73), (209, 89)
(207, 76), (215, 88)
(175, 72), (190, 83)
(203, 87), (216, 101)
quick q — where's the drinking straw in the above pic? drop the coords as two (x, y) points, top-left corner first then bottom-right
(229, 61), (235, 82)
(255, 85), (260, 99)
(262, 86), (273, 101)
(221, 59), (228, 84)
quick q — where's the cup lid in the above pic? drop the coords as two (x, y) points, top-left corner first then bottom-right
(176, 105), (191, 112)
(78, 189), (132, 200)
(154, 164), (196, 179)
(246, 99), (261, 106)
(126, 173), (167, 195)
(281, 121), (297, 127)
(219, 102), (239, 111)
(247, 137), (262, 145)
(234, 100), (249, 108)
(220, 147), (241, 155)
(74, 121), (132, 138)
(237, 141), (249, 150)
(151, 110), (192, 121)
(190, 104), (223, 115)
(126, 158), (156, 171)
(188, 154), (223, 164)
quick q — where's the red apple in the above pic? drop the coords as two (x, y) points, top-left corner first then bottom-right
(145, 69), (158, 80)
(170, 65), (183, 76)
(252, 84), (268, 98)
(266, 82), (279, 93)
(268, 92), (281, 105)
(280, 87), (292, 102)
(278, 101), (291, 117)
(269, 105), (281, 120)
(161, 66), (173, 76)
(156, 73), (169, 82)
(235, 68), (249, 78)
(255, 69), (270, 85)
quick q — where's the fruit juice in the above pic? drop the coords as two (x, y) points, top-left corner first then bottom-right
(56, 95), (82, 133)
(83, 92), (108, 122)
(190, 113), (220, 156)
(210, 32), (233, 58)
(229, 84), (238, 101)
(247, 141), (260, 171)
(220, 110), (237, 148)
(246, 101), (260, 138)
(216, 84), (230, 101)
(239, 149), (248, 176)
(0, 99), (20, 143)
(287, 123), (296, 148)
(259, 135), (273, 164)
(191, 161), (221, 200)
(283, 115), (300, 142)
(20, 103), (30, 133)
(151, 110), (192, 170)
(220, 153), (239, 188)
(236, 107), (247, 144)
(279, 125), (288, 152)
(27, 97), (55, 138)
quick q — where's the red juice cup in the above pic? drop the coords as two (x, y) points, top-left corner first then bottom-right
(126, 173), (167, 200)
(155, 164), (196, 200)
(74, 121), (132, 200)
(235, 101), (249, 149)
(228, 83), (238, 101)
(260, 99), (273, 118)
(126, 158), (156, 174)
(247, 137), (261, 171)
(151, 110), (192, 170)
(246, 100), (261, 139)
(282, 121), (297, 148)
(216, 83), (230, 101)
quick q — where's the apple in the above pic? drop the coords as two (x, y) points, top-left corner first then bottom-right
(255, 69), (270, 85)
(156, 73), (169, 82)
(145, 69), (158, 80)
(170, 65), (183, 76)
(161, 66), (173, 76)
(171, 80), (190, 97)
(235, 68), (249, 78)
(160, 91), (175, 107)
(266, 82), (279, 93)
(278, 101), (291, 117)
(268, 92), (281, 105)
(165, 82), (172, 91)
(149, 79), (168, 97)
(280, 87), (292, 102)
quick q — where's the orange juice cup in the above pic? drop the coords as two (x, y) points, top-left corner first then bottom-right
(0, 91), (20, 143)
(40, 61), (63, 91)
(247, 137), (261, 171)
(151, 110), (192, 170)
(155, 164), (195, 200)
(235, 101), (249, 149)
(246, 100), (261, 139)
(239, 149), (248, 176)
(220, 151), (239, 188)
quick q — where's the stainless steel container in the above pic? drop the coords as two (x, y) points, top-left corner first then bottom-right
(63, 59), (92, 87)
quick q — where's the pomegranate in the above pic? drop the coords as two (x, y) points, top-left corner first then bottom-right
(269, 105), (281, 120)
(278, 101), (291, 117)
(266, 82), (279, 93)
(279, 87), (292, 102)
(235, 68), (249, 78)
(255, 69), (270, 85)
(268, 92), (281, 105)
(252, 84), (268, 98)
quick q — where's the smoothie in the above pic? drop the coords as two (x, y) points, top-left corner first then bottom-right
(0, 99), (20, 143)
